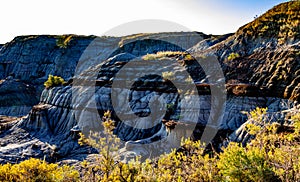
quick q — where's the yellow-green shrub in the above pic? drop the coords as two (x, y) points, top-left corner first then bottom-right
(153, 139), (220, 182)
(44, 75), (65, 88)
(243, 107), (300, 182)
(218, 143), (276, 182)
(227, 53), (240, 61)
(0, 158), (79, 182)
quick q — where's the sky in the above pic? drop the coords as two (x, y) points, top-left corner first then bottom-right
(0, 0), (288, 43)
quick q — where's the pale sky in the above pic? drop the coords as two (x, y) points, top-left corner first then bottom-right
(0, 0), (287, 43)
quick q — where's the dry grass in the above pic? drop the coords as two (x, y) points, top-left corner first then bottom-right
(142, 51), (187, 61)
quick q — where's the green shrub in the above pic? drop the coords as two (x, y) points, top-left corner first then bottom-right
(0, 158), (79, 182)
(218, 143), (276, 182)
(56, 35), (73, 48)
(227, 53), (240, 61)
(244, 107), (300, 182)
(44, 75), (65, 88)
(152, 139), (220, 181)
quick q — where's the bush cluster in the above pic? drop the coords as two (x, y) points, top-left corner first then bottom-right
(0, 158), (79, 182)
(44, 75), (65, 88)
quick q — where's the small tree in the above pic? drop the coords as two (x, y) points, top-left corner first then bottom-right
(79, 111), (121, 181)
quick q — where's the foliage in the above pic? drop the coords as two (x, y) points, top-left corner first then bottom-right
(227, 52), (240, 61)
(44, 75), (65, 88)
(218, 142), (276, 182)
(0, 158), (79, 182)
(56, 35), (73, 48)
(142, 51), (194, 67)
(245, 107), (268, 135)
(151, 139), (220, 181)
(291, 112), (300, 135)
(243, 107), (300, 181)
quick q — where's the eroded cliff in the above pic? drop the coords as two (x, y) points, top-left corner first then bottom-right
(0, 1), (299, 164)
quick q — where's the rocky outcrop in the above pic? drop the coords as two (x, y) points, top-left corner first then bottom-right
(0, 81), (293, 163)
(0, 44), (296, 162)
(0, 33), (208, 116)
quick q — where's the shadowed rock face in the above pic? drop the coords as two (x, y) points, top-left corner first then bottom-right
(0, 77), (37, 116)
(0, 1), (299, 164)
(0, 35), (97, 116)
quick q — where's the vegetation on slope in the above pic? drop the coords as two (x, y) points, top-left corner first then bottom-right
(238, 1), (300, 43)
(75, 108), (300, 181)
